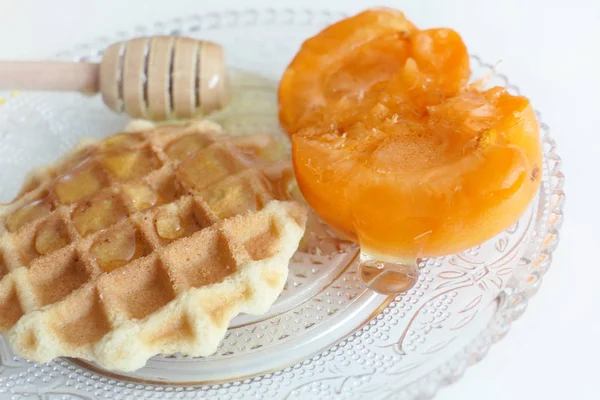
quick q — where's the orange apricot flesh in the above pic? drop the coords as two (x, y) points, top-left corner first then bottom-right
(279, 8), (418, 135)
(293, 88), (542, 260)
(281, 9), (543, 261)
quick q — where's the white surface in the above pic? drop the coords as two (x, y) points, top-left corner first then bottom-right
(0, 0), (598, 399)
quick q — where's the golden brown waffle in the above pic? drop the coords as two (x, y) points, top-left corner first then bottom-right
(0, 120), (306, 371)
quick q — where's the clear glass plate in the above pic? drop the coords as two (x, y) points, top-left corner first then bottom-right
(0, 8), (564, 400)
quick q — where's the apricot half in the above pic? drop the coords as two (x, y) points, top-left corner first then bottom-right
(278, 8), (418, 135)
(281, 9), (543, 261)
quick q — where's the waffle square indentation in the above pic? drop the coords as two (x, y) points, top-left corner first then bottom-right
(28, 249), (92, 307)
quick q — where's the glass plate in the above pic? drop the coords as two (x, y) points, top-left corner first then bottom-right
(0, 8), (564, 400)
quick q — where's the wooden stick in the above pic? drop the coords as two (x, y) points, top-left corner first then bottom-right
(0, 61), (100, 93)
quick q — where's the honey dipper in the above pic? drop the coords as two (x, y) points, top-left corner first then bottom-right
(0, 36), (229, 120)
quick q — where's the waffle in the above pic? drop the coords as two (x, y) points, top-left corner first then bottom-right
(0, 120), (307, 371)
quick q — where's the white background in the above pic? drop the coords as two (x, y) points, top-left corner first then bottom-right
(0, 0), (598, 399)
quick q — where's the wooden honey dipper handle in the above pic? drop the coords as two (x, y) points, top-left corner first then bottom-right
(0, 36), (229, 120)
(0, 61), (100, 92)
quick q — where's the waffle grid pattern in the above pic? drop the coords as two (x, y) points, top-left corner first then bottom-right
(0, 120), (306, 371)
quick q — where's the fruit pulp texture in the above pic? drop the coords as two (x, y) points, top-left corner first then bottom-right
(282, 9), (543, 261)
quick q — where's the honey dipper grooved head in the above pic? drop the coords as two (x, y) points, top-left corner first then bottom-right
(99, 36), (229, 120)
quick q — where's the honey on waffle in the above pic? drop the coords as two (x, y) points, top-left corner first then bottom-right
(0, 120), (306, 371)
